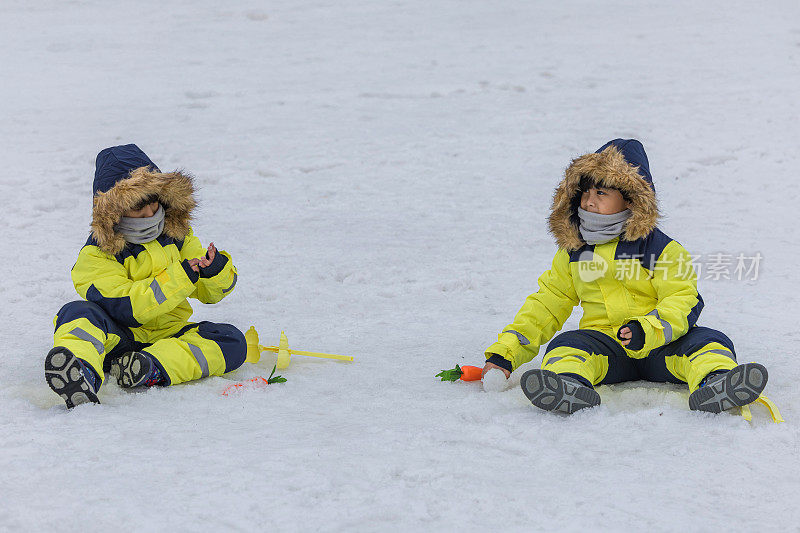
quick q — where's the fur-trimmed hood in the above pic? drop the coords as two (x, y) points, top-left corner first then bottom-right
(91, 144), (196, 256)
(548, 138), (659, 252)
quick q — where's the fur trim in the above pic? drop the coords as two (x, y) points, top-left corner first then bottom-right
(548, 145), (659, 251)
(91, 167), (196, 255)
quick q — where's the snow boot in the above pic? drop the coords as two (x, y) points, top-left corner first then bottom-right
(109, 351), (164, 388)
(689, 363), (768, 413)
(521, 369), (600, 414)
(45, 347), (99, 408)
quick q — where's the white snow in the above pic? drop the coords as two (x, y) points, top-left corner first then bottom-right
(482, 368), (508, 393)
(2, 1), (799, 531)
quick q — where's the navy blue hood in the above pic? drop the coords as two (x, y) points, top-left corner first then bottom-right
(90, 144), (196, 256)
(595, 138), (654, 192)
(93, 144), (160, 195)
(548, 138), (660, 251)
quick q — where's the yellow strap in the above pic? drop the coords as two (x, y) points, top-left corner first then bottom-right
(739, 404), (752, 421)
(739, 395), (784, 424)
(755, 395), (784, 423)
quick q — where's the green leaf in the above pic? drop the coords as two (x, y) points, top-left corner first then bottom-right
(266, 364), (286, 384)
(435, 365), (463, 381)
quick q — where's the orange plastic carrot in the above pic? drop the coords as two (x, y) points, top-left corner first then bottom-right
(459, 365), (483, 381)
(436, 364), (483, 382)
(222, 377), (268, 396)
(221, 365), (286, 396)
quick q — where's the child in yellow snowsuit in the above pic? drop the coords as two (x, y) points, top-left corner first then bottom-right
(45, 144), (246, 408)
(483, 139), (768, 414)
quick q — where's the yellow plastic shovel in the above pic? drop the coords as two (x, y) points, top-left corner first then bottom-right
(245, 326), (354, 369)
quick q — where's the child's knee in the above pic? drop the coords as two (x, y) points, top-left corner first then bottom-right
(686, 326), (736, 354)
(196, 322), (247, 372)
(547, 330), (594, 354)
(55, 301), (108, 329)
(543, 330), (618, 384)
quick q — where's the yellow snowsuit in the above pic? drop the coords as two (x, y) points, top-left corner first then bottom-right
(486, 139), (736, 392)
(52, 145), (245, 387)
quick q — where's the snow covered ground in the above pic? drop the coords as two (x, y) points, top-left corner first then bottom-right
(2, 1), (799, 531)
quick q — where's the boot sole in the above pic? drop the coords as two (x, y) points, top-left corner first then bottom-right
(689, 363), (768, 413)
(521, 369), (600, 414)
(45, 348), (99, 409)
(109, 352), (151, 388)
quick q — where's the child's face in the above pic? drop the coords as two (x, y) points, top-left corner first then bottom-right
(123, 201), (159, 218)
(580, 186), (630, 215)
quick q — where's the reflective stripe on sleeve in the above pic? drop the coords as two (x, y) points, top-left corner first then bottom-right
(503, 329), (530, 346)
(647, 309), (673, 343)
(150, 279), (167, 304)
(222, 273), (238, 294)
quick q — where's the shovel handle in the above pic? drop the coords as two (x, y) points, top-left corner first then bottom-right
(259, 345), (353, 362)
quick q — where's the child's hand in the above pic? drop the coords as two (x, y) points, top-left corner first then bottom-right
(186, 258), (201, 273)
(618, 326), (632, 346)
(482, 361), (511, 379)
(617, 321), (645, 350)
(198, 242), (217, 268)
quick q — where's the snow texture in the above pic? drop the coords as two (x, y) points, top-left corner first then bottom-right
(2, 1), (799, 531)
(482, 368), (508, 393)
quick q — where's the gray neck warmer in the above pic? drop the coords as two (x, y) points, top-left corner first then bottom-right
(577, 207), (631, 245)
(114, 204), (165, 244)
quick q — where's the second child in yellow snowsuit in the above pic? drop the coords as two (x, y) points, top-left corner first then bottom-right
(45, 144), (246, 408)
(484, 139), (768, 415)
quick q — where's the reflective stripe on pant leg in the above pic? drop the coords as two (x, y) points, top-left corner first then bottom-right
(542, 347), (605, 385)
(141, 336), (214, 385)
(658, 327), (738, 392)
(667, 342), (737, 392)
(186, 343), (209, 378)
(144, 323), (244, 385)
(195, 322), (247, 373)
(69, 327), (105, 356)
(52, 301), (129, 381)
(542, 330), (626, 386)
